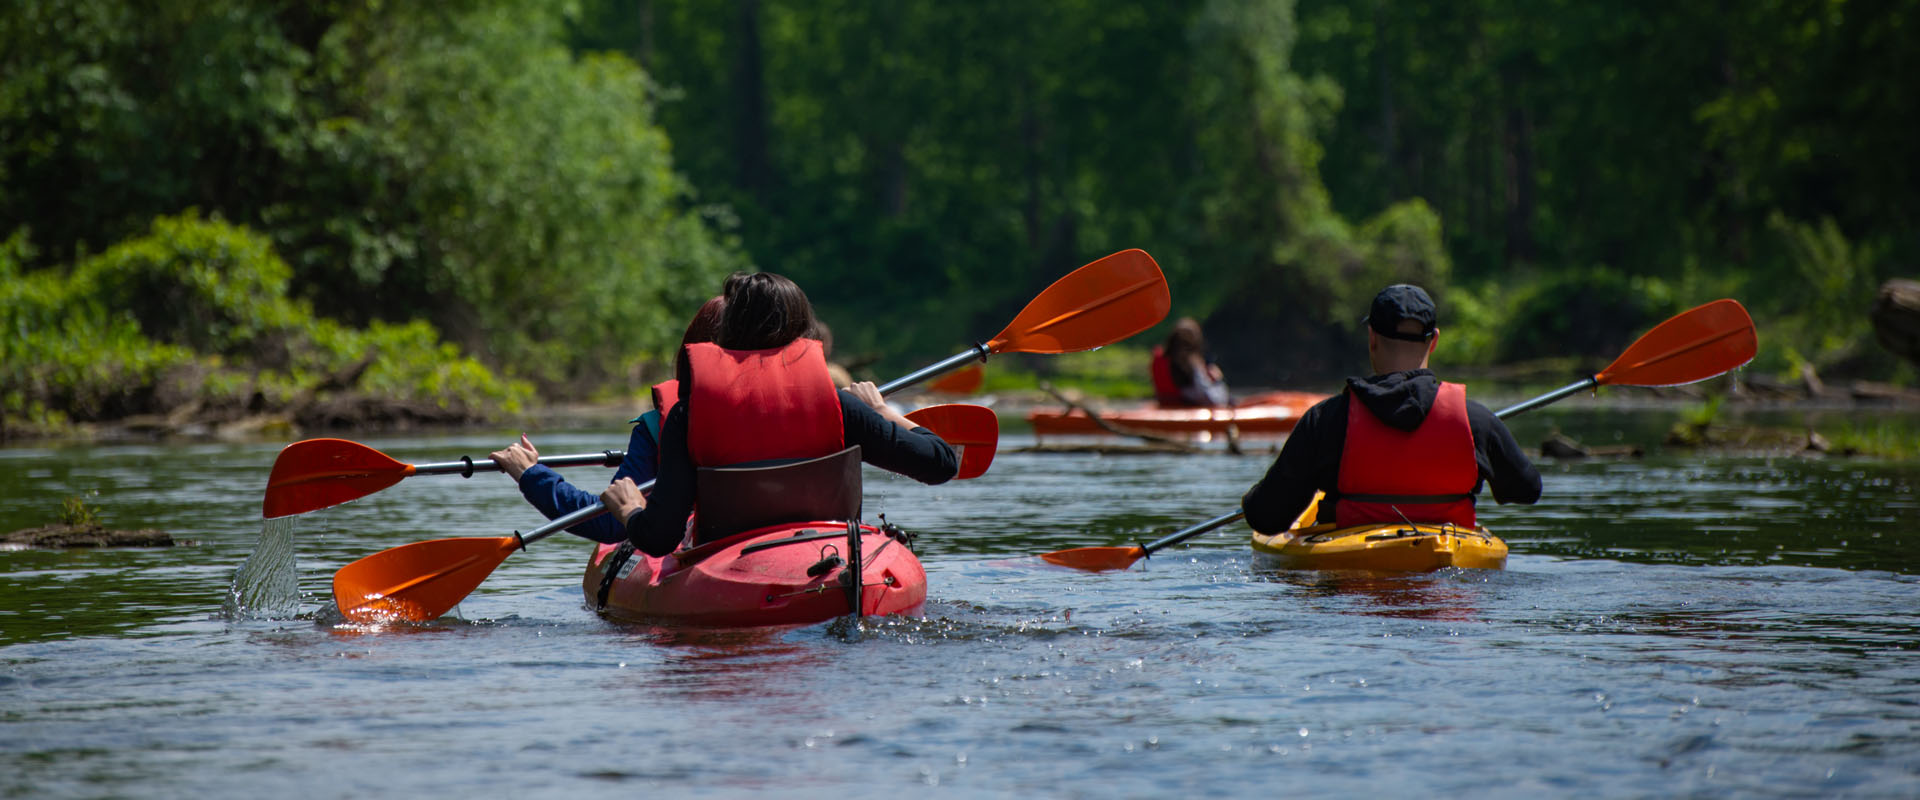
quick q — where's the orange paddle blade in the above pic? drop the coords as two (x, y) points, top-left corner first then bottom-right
(1596, 299), (1757, 388)
(987, 249), (1171, 354)
(1039, 545), (1148, 571)
(263, 438), (415, 519)
(927, 364), (984, 395)
(906, 403), (999, 479)
(332, 536), (521, 623)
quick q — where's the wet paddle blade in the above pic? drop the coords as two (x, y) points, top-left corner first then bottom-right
(906, 404), (999, 479)
(263, 438), (415, 519)
(926, 364), (984, 395)
(331, 536), (521, 623)
(987, 249), (1171, 355)
(1596, 299), (1757, 388)
(1039, 545), (1148, 572)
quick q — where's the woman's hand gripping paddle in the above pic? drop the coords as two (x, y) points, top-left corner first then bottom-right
(1037, 298), (1759, 572)
(330, 403), (1000, 623)
(329, 248), (1168, 622)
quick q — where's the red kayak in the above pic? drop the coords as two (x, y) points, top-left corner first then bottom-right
(580, 521), (927, 627)
(1026, 389), (1327, 438)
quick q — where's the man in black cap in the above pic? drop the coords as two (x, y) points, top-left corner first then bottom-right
(1242, 284), (1540, 533)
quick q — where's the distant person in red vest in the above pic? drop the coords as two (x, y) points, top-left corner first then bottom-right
(487, 296), (727, 543)
(601, 271), (958, 556)
(1150, 317), (1231, 407)
(1241, 284), (1540, 533)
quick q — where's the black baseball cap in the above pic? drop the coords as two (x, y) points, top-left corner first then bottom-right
(1365, 284), (1437, 342)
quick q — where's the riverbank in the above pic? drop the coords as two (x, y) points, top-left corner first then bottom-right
(6, 371), (1917, 449)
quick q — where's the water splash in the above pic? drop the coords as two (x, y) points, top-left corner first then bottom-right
(224, 516), (301, 619)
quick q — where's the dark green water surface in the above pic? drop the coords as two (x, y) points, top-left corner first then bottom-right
(3, 406), (1918, 797)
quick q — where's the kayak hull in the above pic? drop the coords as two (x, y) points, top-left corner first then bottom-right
(1250, 522), (1508, 572)
(581, 521), (927, 627)
(1025, 390), (1326, 437)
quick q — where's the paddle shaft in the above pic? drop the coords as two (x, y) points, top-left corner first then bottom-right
(876, 344), (989, 396)
(518, 366), (958, 548)
(1494, 376), (1598, 418)
(411, 450), (625, 477)
(1136, 509), (1249, 558)
(1141, 387), (1558, 557)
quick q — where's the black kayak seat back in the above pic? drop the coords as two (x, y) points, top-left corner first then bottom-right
(694, 445), (862, 544)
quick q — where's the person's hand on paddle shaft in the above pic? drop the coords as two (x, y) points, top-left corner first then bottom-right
(848, 380), (918, 431)
(601, 477), (648, 526)
(489, 434), (539, 482)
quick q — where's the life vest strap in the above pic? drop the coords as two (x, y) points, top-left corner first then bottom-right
(1337, 492), (1474, 505)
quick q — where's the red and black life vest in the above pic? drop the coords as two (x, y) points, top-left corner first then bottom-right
(1149, 346), (1183, 407)
(1334, 381), (1478, 528)
(683, 339), (845, 468)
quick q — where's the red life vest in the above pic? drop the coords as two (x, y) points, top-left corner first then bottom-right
(1334, 381), (1478, 528)
(650, 379), (680, 417)
(684, 339), (845, 468)
(1149, 346), (1183, 407)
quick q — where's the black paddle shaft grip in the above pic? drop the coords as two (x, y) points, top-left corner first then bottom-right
(413, 450), (627, 478)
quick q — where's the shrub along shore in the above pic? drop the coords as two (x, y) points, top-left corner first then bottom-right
(1, 215), (530, 443)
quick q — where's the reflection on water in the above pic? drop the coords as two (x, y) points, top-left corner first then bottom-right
(3, 410), (1920, 796)
(1264, 569), (1488, 622)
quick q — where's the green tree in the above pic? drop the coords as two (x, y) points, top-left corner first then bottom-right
(573, 0), (1450, 382)
(2, 0), (747, 392)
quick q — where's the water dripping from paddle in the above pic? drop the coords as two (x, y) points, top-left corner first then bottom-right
(223, 516), (302, 619)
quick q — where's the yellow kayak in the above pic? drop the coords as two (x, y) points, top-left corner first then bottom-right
(1248, 493), (1507, 572)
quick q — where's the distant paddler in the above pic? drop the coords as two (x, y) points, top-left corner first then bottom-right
(1149, 317), (1232, 408)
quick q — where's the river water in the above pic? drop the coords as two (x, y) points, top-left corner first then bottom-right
(3, 406), (1918, 798)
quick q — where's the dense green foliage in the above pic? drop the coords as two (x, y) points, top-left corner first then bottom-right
(571, 0), (1450, 381)
(578, 0), (1913, 384)
(2, 0), (744, 399)
(0, 215), (527, 429)
(3, 0), (1912, 431)
(1292, 0), (1915, 379)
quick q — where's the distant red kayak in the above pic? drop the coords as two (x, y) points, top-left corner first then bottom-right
(1025, 390), (1328, 438)
(581, 521), (927, 627)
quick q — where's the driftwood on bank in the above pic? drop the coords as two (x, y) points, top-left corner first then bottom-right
(1540, 431), (1644, 459)
(3, 524), (183, 549)
(1019, 383), (1202, 454)
(1871, 278), (1920, 368)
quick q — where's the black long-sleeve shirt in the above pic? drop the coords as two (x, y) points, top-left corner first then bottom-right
(622, 390), (958, 555)
(1242, 369), (1541, 534)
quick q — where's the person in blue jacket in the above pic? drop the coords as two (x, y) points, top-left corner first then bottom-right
(487, 297), (725, 543)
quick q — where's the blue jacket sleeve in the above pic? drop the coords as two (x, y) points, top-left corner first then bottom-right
(516, 423), (660, 543)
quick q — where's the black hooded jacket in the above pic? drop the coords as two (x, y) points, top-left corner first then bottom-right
(1241, 369), (1541, 533)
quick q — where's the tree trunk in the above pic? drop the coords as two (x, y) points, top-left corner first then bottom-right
(1502, 102), (1536, 266)
(1871, 278), (1920, 367)
(732, 0), (769, 201)
(635, 0), (654, 72)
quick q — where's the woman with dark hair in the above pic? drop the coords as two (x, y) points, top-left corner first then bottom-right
(1150, 317), (1231, 407)
(602, 272), (959, 556)
(489, 295), (726, 543)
